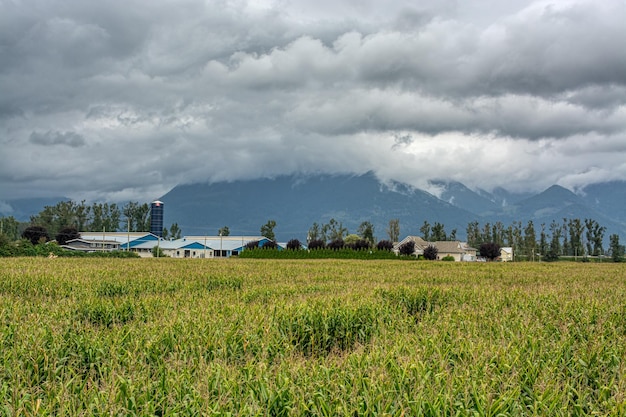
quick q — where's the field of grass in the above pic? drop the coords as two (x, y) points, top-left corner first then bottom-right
(1, 258), (625, 416)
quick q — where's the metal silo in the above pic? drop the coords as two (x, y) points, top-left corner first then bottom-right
(150, 200), (164, 237)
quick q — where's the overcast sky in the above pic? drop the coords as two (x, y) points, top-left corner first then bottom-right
(1, 0), (625, 203)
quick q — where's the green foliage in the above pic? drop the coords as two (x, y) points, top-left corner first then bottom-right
(2, 258), (626, 414)
(0, 216), (21, 240)
(218, 225), (229, 237)
(610, 234), (624, 262)
(260, 219), (277, 241)
(387, 218), (400, 242)
(357, 221), (375, 244)
(76, 300), (142, 327)
(277, 301), (378, 356)
(378, 287), (444, 317)
(441, 255), (455, 261)
(151, 245), (167, 257)
(240, 247), (399, 260)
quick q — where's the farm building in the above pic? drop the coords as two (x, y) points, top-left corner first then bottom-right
(65, 232), (276, 258)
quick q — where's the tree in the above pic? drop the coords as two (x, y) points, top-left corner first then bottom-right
(423, 245), (438, 260)
(420, 221), (431, 241)
(22, 225), (49, 245)
(549, 220), (563, 256)
(0, 216), (21, 241)
(479, 242), (501, 261)
(260, 220), (276, 241)
(286, 239), (302, 250)
(524, 220), (537, 261)
(344, 234), (361, 246)
(218, 226), (230, 237)
(398, 240), (415, 256)
(326, 218), (347, 242)
(90, 202), (120, 233)
(56, 227), (80, 245)
(539, 223), (548, 257)
(377, 240), (393, 251)
(584, 218), (605, 256)
(387, 219), (400, 243)
(610, 234), (624, 262)
(466, 221), (481, 248)
(357, 221), (375, 244)
(567, 218), (584, 258)
(308, 222), (321, 242)
(431, 222), (447, 241)
(169, 223), (182, 240)
(123, 202), (150, 232)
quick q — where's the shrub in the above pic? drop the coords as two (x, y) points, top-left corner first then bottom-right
(56, 227), (80, 245)
(262, 241), (278, 250)
(307, 239), (326, 250)
(286, 239), (302, 250)
(376, 240), (393, 251)
(22, 226), (49, 245)
(479, 242), (501, 261)
(347, 239), (371, 251)
(423, 245), (438, 260)
(245, 240), (260, 250)
(327, 239), (345, 251)
(398, 240), (415, 256)
(441, 255), (455, 261)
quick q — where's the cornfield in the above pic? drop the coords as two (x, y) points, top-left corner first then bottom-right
(1, 258), (625, 415)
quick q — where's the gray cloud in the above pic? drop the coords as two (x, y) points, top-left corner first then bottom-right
(0, 0), (625, 202)
(29, 131), (86, 147)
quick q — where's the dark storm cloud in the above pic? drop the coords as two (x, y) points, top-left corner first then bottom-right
(0, 0), (625, 201)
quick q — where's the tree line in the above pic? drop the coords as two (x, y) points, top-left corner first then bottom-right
(2, 200), (624, 262)
(0, 200), (181, 245)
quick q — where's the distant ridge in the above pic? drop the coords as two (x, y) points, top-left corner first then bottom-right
(160, 173), (626, 241)
(160, 172), (477, 241)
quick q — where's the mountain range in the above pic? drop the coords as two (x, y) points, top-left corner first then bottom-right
(2, 173), (624, 243)
(158, 173), (626, 242)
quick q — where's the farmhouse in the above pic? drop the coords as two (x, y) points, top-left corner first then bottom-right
(394, 235), (477, 261)
(500, 247), (514, 262)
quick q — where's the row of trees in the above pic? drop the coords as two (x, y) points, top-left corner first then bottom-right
(1, 200), (181, 245)
(465, 218), (619, 260)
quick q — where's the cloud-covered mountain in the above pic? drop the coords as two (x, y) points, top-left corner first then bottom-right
(158, 173), (626, 241)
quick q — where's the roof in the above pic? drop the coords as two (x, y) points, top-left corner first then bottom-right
(182, 236), (271, 251)
(127, 236), (273, 252)
(66, 237), (120, 245)
(432, 241), (466, 254)
(79, 232), (158, 245)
